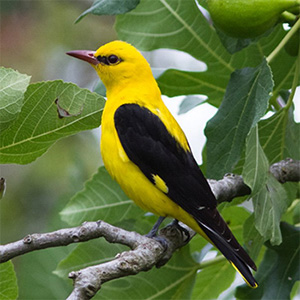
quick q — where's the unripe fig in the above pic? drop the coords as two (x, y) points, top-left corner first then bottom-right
(207, 0), (300, 38)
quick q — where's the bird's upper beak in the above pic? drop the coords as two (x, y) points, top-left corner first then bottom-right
(66, 50), (99, 65)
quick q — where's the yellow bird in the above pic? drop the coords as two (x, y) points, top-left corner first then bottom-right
(67, 40), (258, 288)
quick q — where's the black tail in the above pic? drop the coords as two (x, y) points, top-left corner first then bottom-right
(197, 218), (258, 288)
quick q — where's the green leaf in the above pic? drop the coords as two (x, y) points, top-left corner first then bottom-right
(0, 261), (18, 300)
(258, 109), (288, 164)
(243, 126), (269, 198)
(115, 1), (294, 106)
(76, 0), (140, 23)
(205, 59), (273, 179)
(284, 107), (300, 160)
(214, 27), (258, 54)
(269, 45), (300, 100)
(60, 167), (144, 226)
(178, 95), (206, 115)
(236, 223), (300, 300)
(116, 0), (234, 67)
(253, 175), (288, 245)
(0, 80), (104, 164)
(18, 248), (72, 299)
(0, 67), (31, 132)
(258, 106), (299, 165)
(54, 238), (128, 279)
(116, 0), (235, 106)
(243, 126), (288, 245)
(158, 70), (228, 107)
(243, 215), (265, 261)
(191, 259), (235, 300)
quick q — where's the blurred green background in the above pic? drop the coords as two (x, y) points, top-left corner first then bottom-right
(0, 0), (116, 297)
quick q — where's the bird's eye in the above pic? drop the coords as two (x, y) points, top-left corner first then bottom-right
(107, 55), (119, 64)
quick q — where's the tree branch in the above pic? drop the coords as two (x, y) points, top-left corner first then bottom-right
(0, 159), (299, 299)
(269, 158), (300, 183)
(67, 222), (193, 300)
(208, 173), (251, 203)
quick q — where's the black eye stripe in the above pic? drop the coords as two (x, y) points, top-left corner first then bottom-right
(96, 55), (121, 65)
(96, 56), (109, 65)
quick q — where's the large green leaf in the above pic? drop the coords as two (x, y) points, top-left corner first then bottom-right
(236, 223), (300, 300)
(115, 0), (295, 106)
(115, 0), (235, 106)
(0, 261), (18, 300)
(243, 126), (288, 245)
(252, 175), (288, 245)
(0, 67), (30, 132)
(192, 260), (235, 300)
(0, 80), (104, 164)
(205, 59), (273, 179)
(60, 167), (144, 226)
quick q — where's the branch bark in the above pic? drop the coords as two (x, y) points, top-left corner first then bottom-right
(0, 159), (299, 299)
(269, 158), (300, 183)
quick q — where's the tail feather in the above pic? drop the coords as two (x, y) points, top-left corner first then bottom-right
(195, 207), (257, 271)
(197, 220), (258, 288)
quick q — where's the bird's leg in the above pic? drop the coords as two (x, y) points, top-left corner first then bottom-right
(171, 219), (190, 242)
(146, 216), (166, 238)
(145, 216), (169, 250)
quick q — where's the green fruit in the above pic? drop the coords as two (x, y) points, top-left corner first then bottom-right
(207, 0), (300, 38)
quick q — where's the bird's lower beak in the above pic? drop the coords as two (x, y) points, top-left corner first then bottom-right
(66, 50), (98, 65)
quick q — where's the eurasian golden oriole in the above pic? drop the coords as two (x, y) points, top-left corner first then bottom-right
(67, 41), (258, 288)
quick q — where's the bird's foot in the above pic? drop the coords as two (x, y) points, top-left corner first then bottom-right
(170, 219), (190, 243)
(145, 216), (168, 251)
(150, 235), (168, 251)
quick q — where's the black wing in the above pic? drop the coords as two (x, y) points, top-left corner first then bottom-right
(114, 104), (257, 280)
(114, 103), (217, 210)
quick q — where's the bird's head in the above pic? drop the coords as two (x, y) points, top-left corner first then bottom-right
(67, 41), (154, 91)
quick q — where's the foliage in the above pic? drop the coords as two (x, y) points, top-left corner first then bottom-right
(0, 0), (299, 299)
(0, 261), (18, 299)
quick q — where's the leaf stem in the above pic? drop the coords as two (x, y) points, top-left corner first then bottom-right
(198, 255), (226, 269)
(266, 18), (300, 64)
(281, 11), (297, 23)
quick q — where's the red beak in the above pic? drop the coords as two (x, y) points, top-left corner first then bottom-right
(66, 50), (98, 65)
